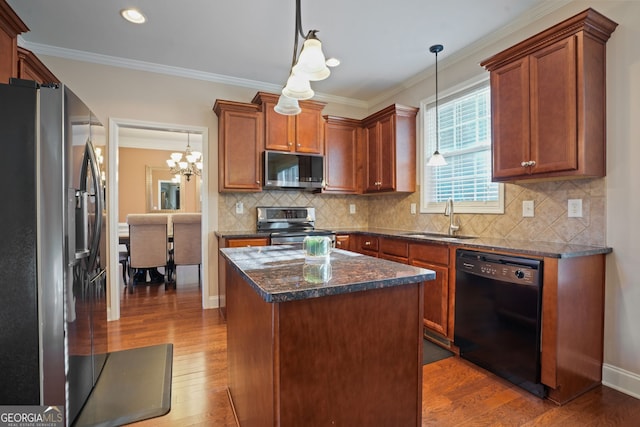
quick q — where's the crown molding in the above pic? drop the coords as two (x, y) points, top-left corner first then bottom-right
(18, 39), (368, 110)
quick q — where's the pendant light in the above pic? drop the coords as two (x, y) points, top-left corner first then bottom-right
(427, 44), (447, 167)
(275, 0), (338, 115)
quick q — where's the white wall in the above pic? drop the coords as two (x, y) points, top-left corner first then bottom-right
(377, 0), (640, 399)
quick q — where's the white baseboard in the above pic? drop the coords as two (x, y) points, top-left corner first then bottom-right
(205, 294), (219, 309)
(602, 363), (640, 399)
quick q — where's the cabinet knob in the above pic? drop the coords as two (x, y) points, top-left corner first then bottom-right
(521, 161), (529, 167)
(297, 143), (301, 147)
(256, 180), (261, 184)
(288, 142), (293, 146)
(365, 241), (371, 246)
(529, 160), (536, 167)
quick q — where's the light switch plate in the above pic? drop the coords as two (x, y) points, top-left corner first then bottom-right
(568, 199), (583, 217)
(235, 202), (243, 214)
(410, 203), (417, 215)
(522, 200), (534, 217)
(349, 204), (356, 214)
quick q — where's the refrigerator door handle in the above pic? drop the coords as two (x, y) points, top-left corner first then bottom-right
(79, 138), (103, 271)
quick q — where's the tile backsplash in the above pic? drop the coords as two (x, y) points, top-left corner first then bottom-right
(218, 178), (605, 246)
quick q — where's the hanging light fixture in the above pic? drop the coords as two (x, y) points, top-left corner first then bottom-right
(427, 44), (447, 167)
(275, 0), (337, 115)
(166, 133), (202, 181)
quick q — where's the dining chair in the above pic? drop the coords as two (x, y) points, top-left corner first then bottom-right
(126, 213), (170, 293)
(168, 213), (202, 288)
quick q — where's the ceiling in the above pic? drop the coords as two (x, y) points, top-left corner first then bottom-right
(8, 0), (567, 106)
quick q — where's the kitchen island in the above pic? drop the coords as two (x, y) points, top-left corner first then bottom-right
(220, 245), (435, 427)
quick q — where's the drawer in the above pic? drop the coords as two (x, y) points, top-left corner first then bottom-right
(380, 238), (409, 259)
(358, 235), (379, 252)
(409, 243), (449, 266)
(227, 237), (269, 247)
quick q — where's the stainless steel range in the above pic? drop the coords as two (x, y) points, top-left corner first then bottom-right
(257, 207), (336, 246)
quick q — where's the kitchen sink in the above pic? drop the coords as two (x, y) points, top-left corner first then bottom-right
(401, 232), (477, 240)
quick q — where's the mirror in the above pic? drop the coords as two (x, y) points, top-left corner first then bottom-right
(146, 166), (186, 213)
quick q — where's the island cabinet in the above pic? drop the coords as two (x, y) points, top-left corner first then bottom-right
(17, 47), (59, 85)
(323, 115), (361, 194)
(221, 246), (431, 426)
(213, 100), (263, 192)
(408, 242), (452, 340)
(252, 91), (326, 155)
(0, 1), (28, 83)
(216, 236), (269, 320)
(481, 8), (617, 182)
(361, 104), (418, 193)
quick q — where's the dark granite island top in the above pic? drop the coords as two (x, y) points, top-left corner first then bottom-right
(220, 245), (436, 303)
(221, 245), (433, 427)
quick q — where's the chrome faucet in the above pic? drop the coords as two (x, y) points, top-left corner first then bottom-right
(444, 198), (460, 236)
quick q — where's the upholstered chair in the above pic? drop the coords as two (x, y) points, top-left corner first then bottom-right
(168, 213), (202, 287)
(126, 214), (170, 293)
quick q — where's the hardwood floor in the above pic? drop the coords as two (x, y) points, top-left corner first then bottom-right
(110, 282), (640, 426)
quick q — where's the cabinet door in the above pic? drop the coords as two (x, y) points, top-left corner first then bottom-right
(411, 259), (449, 337)
(324, 117), (360, 193)
(529, 36), (577, 175)
(491, 57), (531, 180)
(264, 100), (295, 152)
(377, 114), (396, 192)
(364, 121), (381, 192)
(214, 101), (263, 192)
(295, 106), (324, 154)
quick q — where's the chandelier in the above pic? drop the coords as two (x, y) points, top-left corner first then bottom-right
(166, 133), (202, 181)
(274, 0), (338, 115)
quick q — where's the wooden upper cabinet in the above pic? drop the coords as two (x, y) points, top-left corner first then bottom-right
(252, 92), (326, 154)
(17, 47), (59, 85)
(323, 115), (361, 194)
(482, 8), (617, 182)
(213, 100), (263, 192)
(362, 104), (418, 193)
(0, 1), (29, 83)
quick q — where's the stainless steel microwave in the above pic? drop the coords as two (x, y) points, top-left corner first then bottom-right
(263, 151), (324, 190)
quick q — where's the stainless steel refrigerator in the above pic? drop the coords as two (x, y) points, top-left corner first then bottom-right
(0, 79), (107, 426)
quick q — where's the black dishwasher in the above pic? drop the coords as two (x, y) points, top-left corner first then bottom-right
(454, 249), (545, 397)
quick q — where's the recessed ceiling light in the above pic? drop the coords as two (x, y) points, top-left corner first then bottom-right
(326, 57), (340, 67)
(120, 8), (146, 24)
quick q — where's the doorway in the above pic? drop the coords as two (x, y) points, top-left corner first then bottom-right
(108, 118), (209, 321)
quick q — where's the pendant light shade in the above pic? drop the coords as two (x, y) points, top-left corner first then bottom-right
(427, 44), (447, 167)
(282, 73), (314, 100)
(292, 34), (331, 81)
(274, 94), (302, 115)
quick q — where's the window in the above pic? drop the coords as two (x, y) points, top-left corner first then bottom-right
(421, 79), (504, 214)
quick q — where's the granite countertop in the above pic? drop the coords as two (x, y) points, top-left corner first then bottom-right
(220, 245), (435, 303)
(217, 228), (612, 259)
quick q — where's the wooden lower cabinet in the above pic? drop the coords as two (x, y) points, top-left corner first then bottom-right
(217, 236), (269, 319)
(409, 243), (451, 340)
(335, 234), (350, 251)
(352, 234), (379, 257)
(379, 237), (408, 263)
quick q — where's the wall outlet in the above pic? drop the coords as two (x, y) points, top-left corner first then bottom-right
(349, 204), (356, 214)
(522, 200), (534, 217)
(568, 199), (583, 217)
(410, 203), (417, 215)
(235, 202), (243, 214)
